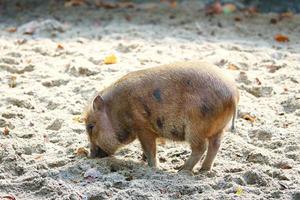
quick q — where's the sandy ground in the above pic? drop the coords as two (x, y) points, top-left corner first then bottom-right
(0, 1), (300, 199)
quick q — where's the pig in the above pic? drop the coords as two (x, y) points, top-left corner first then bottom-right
(84, 61), (239, 171)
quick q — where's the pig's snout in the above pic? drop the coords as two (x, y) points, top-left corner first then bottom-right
(90, 146), (109, 158)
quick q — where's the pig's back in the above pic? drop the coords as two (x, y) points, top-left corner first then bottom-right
(112, 61), (237, 102)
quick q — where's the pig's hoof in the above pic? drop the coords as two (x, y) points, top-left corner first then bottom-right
(177, 165), (193, 175)
(199, 167), (211, 172)
(199, 168), (216, 176)
(178, 169), (193, 175)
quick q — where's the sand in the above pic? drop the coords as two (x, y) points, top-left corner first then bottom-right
(0, 1), (300, 199)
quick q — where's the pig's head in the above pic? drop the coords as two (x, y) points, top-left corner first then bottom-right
(84, 94), (119, 158)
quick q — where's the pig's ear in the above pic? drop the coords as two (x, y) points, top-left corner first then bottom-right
(93, 95), (105, 111)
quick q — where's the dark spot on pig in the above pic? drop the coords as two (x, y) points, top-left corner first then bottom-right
(170, 124), (186, 140)
(142, 103), (151, 117)
(185, 79), (192, 86)
(116, 128), (131, 143)
(91, 146), (109, 158)
(200, 98), (214, 117)
(156, 117), (164, 129)
(153, 88), (162, 102)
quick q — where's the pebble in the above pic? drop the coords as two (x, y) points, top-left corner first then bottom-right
(243, 170), (269, 186)
(46, 119), (63, 131)
(249, 128), (273, 141)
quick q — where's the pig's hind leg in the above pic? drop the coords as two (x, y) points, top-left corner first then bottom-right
(200, 132), (223, 171)
(138, 131), (158, 167)
(179, 139), (207, 171)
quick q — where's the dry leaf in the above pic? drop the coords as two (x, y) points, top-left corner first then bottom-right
(15, 39), (27, 45)
(267, 64), (281, 73)
(244, 6), (257, 15)
(6, 27), (17, 33)
(274, 34), (289, 42)
(223, 3), (236, 14)
(57, 44), (64, 50)
(104, 54), (117, 64)
(3, 127), (10, 136)
(34, 155), (43, 160)
(279, 12), (293, 20)
(169, 0), (177, 8)
(65, 0), (85, 7)
(205, 1), (222, 15)
(95, 1), (119, 9)
(8, 75), (17, 88)
(72, 115), (84, 123)
(1, 195), (16, 200)
(255, 77), (262, 85)
(23, 27), (35, 35)
(242, 114), (256, 123)
(236, 187), (243, 196)
(279, 163), (292, 169)
(227, 64), (239, 70)
(76, 147), (89, 157)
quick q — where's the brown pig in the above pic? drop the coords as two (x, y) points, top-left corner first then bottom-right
(84, 61), (239, 171)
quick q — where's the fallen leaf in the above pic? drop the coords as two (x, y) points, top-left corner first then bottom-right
(76, 147), (89, 157)
(244, 6), (257, 15)
(169, 0), (177, 8)
(278, 182), (288, 189)
(223, 3), (236, 14)
(8, 75), (17, 88)
(34, 155), (43, 160)
(279, 163), (292, 169)
(57, 44), (64, 50)
(255, 77), (262, 85)
(72, 115), (84, 123)
(242, 114), (256, 123)
(95, 1), (119, 9)
(236, 187), (243, 196)
(23, 27), (35, 35)
(279, 12), (293, 20)
(6, 27), (17, 33)
(227, 63), (239, 70)
(3, 127), (10, 136)
(205, 1), (222, 15)
(15, 39), (27, 45)
(1, 195), (16, 200)
(274, 34), (289, 42)
(65, 0), (85, 7)
(267, 64), (281, 73)
(119, 2), (135, 9)
(104, 54), (117, 64)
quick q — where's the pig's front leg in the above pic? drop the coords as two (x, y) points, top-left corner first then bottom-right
(138, 132), (158, 167)
(179, 139), (207, 171)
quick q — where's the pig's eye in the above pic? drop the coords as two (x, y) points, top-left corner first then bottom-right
(86, 124), (94, 132)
